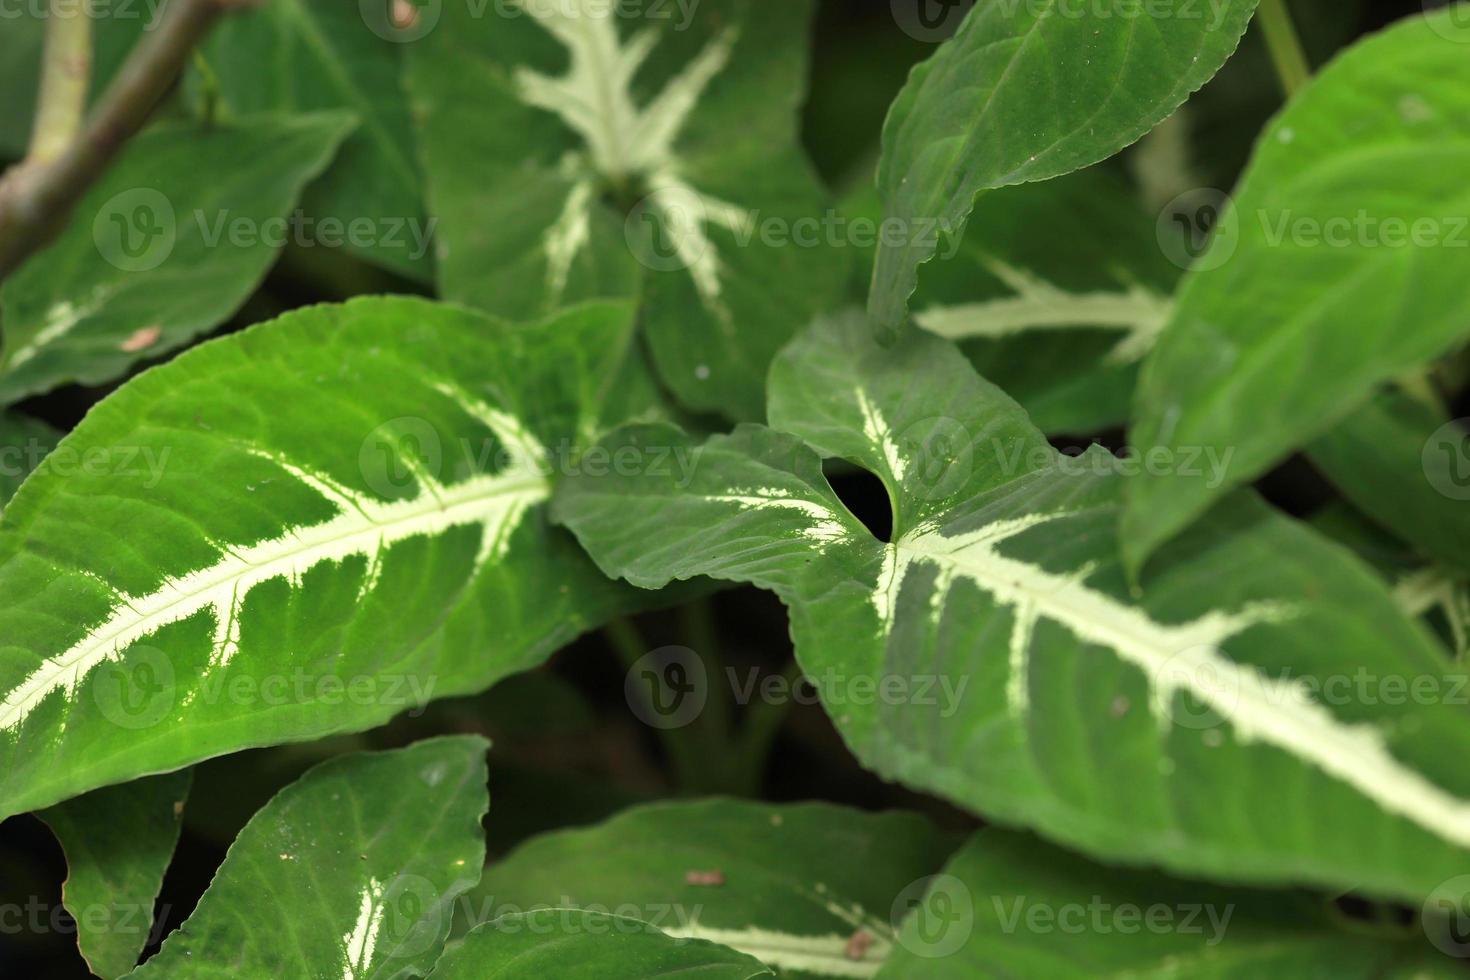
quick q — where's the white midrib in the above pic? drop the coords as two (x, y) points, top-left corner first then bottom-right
(893, 520), (1470, 850)
(0, 471), (548, 731)
(661, 924), (890, 979)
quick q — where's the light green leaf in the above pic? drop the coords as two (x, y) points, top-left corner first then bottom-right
(1126, 10), (1470, 569)
(868, 0), (1257, 332)
(198, 2), (433, 280)
(40, 771), (191, 980)
(0, 297), (669, 819)
(434, 912), (773, 980)
(0, 412), (57, 507)
(404, 0), (847, 419)
(879, 829), (1464, 978)
(128, 736), (489, 979)
(0, 113), (355, 404)
(464, 799), (958, 978)
(555, 312), (1470, 902)
(1308, 389), (1470, 578)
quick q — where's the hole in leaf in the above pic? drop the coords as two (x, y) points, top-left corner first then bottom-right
(824, 458), (892, 544)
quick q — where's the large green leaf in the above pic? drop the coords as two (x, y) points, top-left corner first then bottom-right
(0, 297), (670, 819)
(1125, 10), (1470, 569)
(554, 313), (1470, 902)
(0, 113), (355, 404)
(198, 1), (433, 280)
(879, 829), (1462, 978)
(868, 0), (1257, 332)
(434, 912), (773, 980)
(39, 771), (191, 979)
(0, 412), (57, 508)
(404, 0), (846, 419)
(1308, 389), (1470, 578)
(465, 799), (958, 978)
(129, 737), (489, 979)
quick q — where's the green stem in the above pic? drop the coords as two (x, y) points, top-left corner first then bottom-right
(1256, 0), (1311, 98)
(30, 0), (94, 163)
(734, 659), (804, 774)
(604, 616), (709, 793)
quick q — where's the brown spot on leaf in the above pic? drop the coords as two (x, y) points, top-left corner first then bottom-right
(845, 929), (875, 961)
(120, 325), (162, 353)
(684, 870), (725, 887)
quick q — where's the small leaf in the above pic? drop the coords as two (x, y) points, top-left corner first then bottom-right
(432, 911), (773, 979)
(465, 799), (957, 978)
(1126, 10), (1470, 569)
(1308, 388), (1470, 579)
(868, 0), (1257, 332)
(197, 2), (434, 280)
(555, 312), (1470, 901)
(0, 297), (669, 819)
(879, 828), (1466, 978)
(40, 771), (191, 980)
(0, 113), (356, 404)
(127, 736), (489, 979)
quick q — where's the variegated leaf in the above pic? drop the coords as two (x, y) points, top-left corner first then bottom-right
(0, 297), (670, 819)
(554, 312), (1470, 902)
(880, 828), (1466, 978)
(128, 737), (488, 979)
(404, 0), (847, 419)
(868, 0), (1257, 332)
(462, 799), (958, 979)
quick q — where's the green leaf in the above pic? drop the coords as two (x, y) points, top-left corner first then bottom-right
(0, 297), (669, 819)
(1125, 10), (1470, 569)
(404, 0), (847, 419)
(868, 0), (1257, 332)
(463, 799), (958, 978)
(198, 2), (433, 280)
(0, 412), (57, 508)
(0, 113), (355, 405)
(555, 312), (1470, 902)
(39, 771), (191, 979)
(433, 912), (773, 979)
(1308, 389), (1470, 578)
(128, 736), (489, 979)
(879, 829), (1464, 978)
(847, 165), (1179, 435)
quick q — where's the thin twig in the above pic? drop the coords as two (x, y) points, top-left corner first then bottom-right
(30, 0), (94, 163)
(0, 0), (261, 280)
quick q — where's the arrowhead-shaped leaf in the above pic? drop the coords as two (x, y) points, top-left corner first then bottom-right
(40, 771), (191, 979)
(0, 297), (669, 819)
(464, 799), (958, 978)
(555, 312), (1470, 902)
(1125, 10), (1470, 568)
(0, 113), (355, 404)
(433, 912), (773, 980)
(868, 0), (1257, 332)
(128, 737), (489, 979)
(197, 3), (433, 280)
(404, 0), (847, 419)
(880, 828), (1464, 978)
